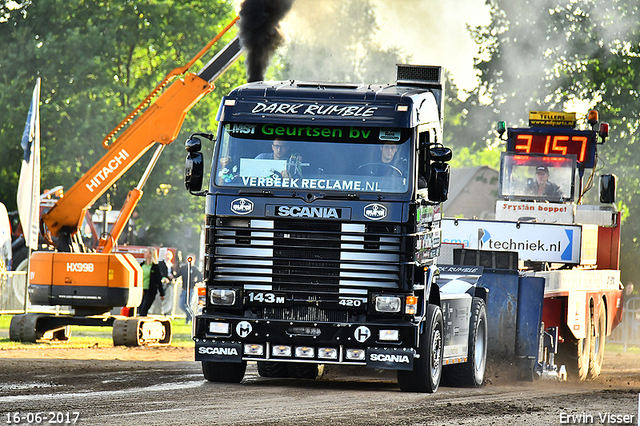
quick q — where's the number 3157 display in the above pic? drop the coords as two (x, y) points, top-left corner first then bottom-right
(508, 130), (596, 168)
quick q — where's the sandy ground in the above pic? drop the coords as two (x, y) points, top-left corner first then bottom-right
(0, 344), (193, 361)
(1, 344), (640, 426)
(1, 343), (639, 385)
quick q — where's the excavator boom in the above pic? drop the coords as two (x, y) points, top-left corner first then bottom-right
(42, 26), (242, 243)
(11, 18), (244, 348)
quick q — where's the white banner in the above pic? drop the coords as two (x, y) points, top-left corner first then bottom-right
(442, 218), (582, 264)
(16, 78), (41, 248)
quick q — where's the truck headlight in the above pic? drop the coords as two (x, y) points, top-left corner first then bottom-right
(209, 322), (230, 334)
(210, 289), (236, 306)
(375, 296), (401, 313)
(379, 329), (400, 341)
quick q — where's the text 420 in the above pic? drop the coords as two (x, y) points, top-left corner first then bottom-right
(248, 292), (285, 304)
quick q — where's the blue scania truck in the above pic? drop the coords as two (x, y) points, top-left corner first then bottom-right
(184, 65), (488, 393)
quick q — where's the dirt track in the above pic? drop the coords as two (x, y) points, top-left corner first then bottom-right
(1, 346), (639, 426)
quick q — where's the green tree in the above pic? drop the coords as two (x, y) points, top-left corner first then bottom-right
(467, 0), (640, 283)
(0, 0), (243, 255)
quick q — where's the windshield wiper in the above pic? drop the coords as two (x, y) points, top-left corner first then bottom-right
(238, 189), (274, 196)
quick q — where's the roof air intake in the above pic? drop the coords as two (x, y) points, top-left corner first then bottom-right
(396, 65), (442, 87)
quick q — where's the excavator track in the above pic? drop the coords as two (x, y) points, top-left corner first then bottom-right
(112, 317), (172, 347)
(9, 313), (171, 346)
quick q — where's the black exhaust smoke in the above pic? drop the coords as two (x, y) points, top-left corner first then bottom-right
(238, 0), (294, 82)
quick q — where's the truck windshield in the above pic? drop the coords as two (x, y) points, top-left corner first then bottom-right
(213, 123), (413, 194)
(499, 153), (575, 202)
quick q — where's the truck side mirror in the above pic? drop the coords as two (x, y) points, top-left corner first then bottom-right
(428, 161), (450, 202)
(185, 151), (204, 192)
(600, 174), (616, 204)
(429, 146), (452, 162)
(184, 133), (212, 194)
(426, 146), (451, 202)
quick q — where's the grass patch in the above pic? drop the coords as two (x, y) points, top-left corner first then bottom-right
(0, 314), (194, 349)
(605, 342), (640, 354)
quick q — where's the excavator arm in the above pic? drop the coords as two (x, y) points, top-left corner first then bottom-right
(12, 18), (244, 346)
(42, 19), (242, 247)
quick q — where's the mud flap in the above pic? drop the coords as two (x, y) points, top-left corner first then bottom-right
(366, 348), (415, 371)
(195, 341), (243, 362)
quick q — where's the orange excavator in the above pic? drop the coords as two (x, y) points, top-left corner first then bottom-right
(10, 18), (243, 346)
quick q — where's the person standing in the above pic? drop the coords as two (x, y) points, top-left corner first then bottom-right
(177, 252), (203, 324)
(138, 247), (165, 316)
(158, 248), (176, 315)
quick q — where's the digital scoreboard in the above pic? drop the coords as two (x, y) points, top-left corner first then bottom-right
(505, 112), (598, 169)
(506, 129), (597, 169)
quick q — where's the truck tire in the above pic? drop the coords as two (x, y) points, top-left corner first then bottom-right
(397, 304), (444, 393)
(202, 361), (246, 383)
(287, 363), (319, 379)
(442, 297), (487, 387)
(257, 361), (289, 378)
(588, 300), (606, 379)
(557, 311), (592, 381)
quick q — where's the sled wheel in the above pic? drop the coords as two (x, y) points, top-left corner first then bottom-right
(557, 308), (592, 381)
(588, 300), (606, 379)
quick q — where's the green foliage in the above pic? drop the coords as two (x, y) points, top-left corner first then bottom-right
(468, 0), (640, 282)
(0, 0), (244, 255)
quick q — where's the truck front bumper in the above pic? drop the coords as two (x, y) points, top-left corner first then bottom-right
(193, 314), (418, 371)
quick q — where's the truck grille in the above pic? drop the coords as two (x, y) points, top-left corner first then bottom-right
(263, 305), (348, 322)
(206, 217), (403, 298)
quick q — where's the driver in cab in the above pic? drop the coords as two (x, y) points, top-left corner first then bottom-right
(526, 165), (563, 198)
(256, 139), (302, 178)
(359, 143), (406, 177)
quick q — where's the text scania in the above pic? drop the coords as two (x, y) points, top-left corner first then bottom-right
(278, 206), (340, 219)
(370, 353), (411, 363)
(85, 149), (130, 193)
(251, 102), (379, 117)
(241, 176), (381, 192)
(198, 346), (239, 356)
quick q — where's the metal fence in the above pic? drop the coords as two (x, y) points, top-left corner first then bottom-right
(608, 296), (640, 350)
(0, 271), (28, 314)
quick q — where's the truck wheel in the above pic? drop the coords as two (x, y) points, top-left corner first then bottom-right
(202, 361), (246, 383)
(577, 306), (594, 380)
(442, 297), (487, 387)
(257, 361), (289, 378)
(397, 304), (443, 393)
(588, 300), (606, 379)
(557, 312), (592, 381)
(287, 363), (319, 379)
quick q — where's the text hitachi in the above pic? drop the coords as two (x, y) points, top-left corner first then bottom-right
(85, 149), (130, 193)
